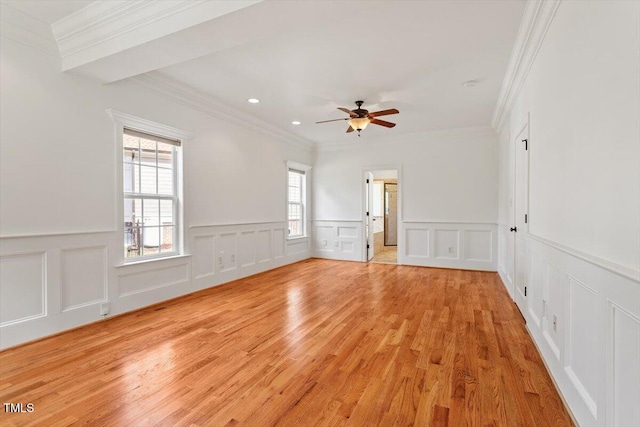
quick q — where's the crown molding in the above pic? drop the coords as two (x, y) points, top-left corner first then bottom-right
(491, 0), (562, 133)
(129, 72), (314, 150)
(51, 1), (206, 59)
(0, 3), (59, 56)
(51, 0), (261, 72)
(314, 126), (497, 153)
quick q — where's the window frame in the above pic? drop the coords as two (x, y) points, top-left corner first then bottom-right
(286, 161), (311, 240)
(123, 132), (179, 261)
(107, 109), (192, 264)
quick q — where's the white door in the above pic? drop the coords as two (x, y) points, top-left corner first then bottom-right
(513, 126), (529, 314)
(366, 172), (375, 260)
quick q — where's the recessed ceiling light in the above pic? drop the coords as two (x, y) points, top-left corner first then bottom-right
(291, 121), (301, 125)
(462, 80), (479, 88)
(247, 98), (260, 104)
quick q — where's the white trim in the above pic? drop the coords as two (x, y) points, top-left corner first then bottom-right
(114, 254), (192, 269)
(131, 73), (313, 150)
(107, 109), (189, 265)
(106, 109), (193, 141)
(491, 0), (562, 132)
(190, 221), (284, 229)
(286, 161), (312, 172)
(0, 229), (115, 240)
(526, 233), (640, 283)
(52, 1), (205, 57)
(311, 219), (362, 223)
(361, 165), (402, 263)
(286, 162), (311, 239)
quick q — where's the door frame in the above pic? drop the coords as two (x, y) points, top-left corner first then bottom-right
(512, 116), (530, 313)
(362, 165), (402, 263)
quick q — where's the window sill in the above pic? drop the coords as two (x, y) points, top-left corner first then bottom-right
(286, 236), (308, 242)
(115, 253), (191, 269)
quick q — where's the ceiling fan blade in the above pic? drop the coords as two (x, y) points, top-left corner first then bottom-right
(370, 118), (396, 128)
(368, 108), (399, 118)
(346, 125), (354, 133)
(316, 118), (349, 124)
(338, 107), (358, 117)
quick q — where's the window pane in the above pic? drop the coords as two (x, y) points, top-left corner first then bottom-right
(161, 226), (173, 253)
(124, 134), (139, 154)
(157, 142), (174, 168)
(288, 203), (301, 220)
(158, 167), (173, 195)
(124, 198), (143, 224)
(143, 199), (159, 227)
(288, 220), (302, 237)
(288, 171), (302, 203)
(139, 138), (157, 167)
(160, 200), (174, 225)
(123, 162), (136, 193)
(140, 165), (157, 194)
(124, 226), (142, 258)
(142, 227), (161, 255)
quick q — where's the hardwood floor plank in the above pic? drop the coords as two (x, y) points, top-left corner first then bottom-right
(0, 259), (573, 426)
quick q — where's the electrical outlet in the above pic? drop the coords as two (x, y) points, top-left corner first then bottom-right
(448, 246), (454, 254)
(231, 254), (235, 263)
(334, 241), (339, 247)
(100, 303), (110, 316)
(322, 239), (328, 246)
(553, 315), (557, 332)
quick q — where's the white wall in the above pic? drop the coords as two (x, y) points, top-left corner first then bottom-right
(313, 128), (499, 270)
(507, 0), (640, 272)
(497, 1), (640, 426)
(0, 26), (312, 348)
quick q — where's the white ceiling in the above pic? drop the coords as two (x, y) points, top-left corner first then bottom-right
(157, 0), (525, 144)
(7, 0), (526, 145)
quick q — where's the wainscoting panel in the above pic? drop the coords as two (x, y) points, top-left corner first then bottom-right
(256, 230), (272, 263)
(405, 228), (429, 258)
(0, 252), (46, 326)
(192, 235), (215, 280)
(239, 231), (256, 268)
(434, 229), (460, 260)
(608, 301), (640, 427)
(566, 276), (599, 417)
(117, 259), (189, 297)
(0, 231), (115, 349)
(273, 228), (285, 259)
(465, 230), (492, 262)
(1, 222), (310, 350)
(218, 232), (238, 272)
(311, 220), (362, 262)
(402, 222), (497, 271)
(499, 233), (640, 426)
(190, 222), (310, 291)
(61, 246), (107, 311)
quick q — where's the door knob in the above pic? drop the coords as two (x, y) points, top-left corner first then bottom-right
(510, 227), (517, 232)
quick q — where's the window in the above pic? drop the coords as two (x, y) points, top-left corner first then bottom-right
(287, 168), (306, 238)
(123, 128), (180, 260)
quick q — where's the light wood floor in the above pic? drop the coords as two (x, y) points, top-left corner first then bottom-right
(371, 246), (397, 264)
(0, 259), (573, 426)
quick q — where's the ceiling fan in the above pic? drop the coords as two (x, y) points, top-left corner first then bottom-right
(316, 101), (399, 136)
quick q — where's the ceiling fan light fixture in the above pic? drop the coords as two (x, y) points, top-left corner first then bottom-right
(348, 117), (370, 131)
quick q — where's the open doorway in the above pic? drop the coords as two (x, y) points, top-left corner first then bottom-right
(365, 169), (398, 264)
